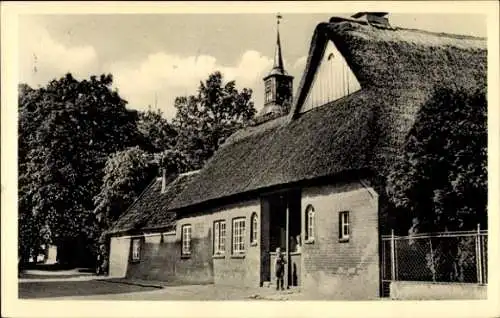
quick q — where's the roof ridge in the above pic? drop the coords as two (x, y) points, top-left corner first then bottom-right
(179, 170), (200, 177)
(329, 16), (369, 25)
(329, 15), (485, 41)
(395, 26), (487, 41)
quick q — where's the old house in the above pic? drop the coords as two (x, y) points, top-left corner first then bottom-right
(107, 13), (486, 299)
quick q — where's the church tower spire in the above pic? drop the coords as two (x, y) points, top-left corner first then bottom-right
(259, 13), (294, 118)
(273, 15), (285, 73)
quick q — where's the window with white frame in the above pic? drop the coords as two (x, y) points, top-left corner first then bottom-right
(250, 213), (258, 245)
(213, 220), (226, 255)
(181, 224), (192, 255)
(131, 238), (141, 261)
(305, 205), (315, 242)
(232, 218), (246, 254)
(339, 211), (350, 241)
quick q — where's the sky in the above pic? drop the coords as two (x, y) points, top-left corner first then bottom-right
(18, 13), (487, 119)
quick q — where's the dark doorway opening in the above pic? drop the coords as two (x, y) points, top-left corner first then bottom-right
(261, 189), (301, 288)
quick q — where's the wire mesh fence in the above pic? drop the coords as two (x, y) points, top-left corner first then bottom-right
(382, 229), (487, 284)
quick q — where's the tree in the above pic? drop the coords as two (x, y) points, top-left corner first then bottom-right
(172, 71), (256, 169)
(155, 148), (194, 174)
(18, 73), (141, 266)
(93, 147), (157, 229)
(94, 147), (193, 231)
(137, 107), (178, 153)
(386, 85), (487, 233)
(385, 86), (486, 283)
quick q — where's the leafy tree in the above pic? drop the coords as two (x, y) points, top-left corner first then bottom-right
(385, 86), (486, 283)
(172, 71), (256, 169)
(386, 85), (487, 233)
(18, 73), (141, 266)
(155, 148), (194, 174)
(94, 147), (193, 232)
(18, 71), (255, 267)
(93, 147), (157, 229)
(137, 107), (178, 153)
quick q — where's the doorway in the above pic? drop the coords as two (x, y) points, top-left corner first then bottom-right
(260, 189), (301, 287)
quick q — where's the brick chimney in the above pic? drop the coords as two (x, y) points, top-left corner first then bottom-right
(351, 12), (390, 27)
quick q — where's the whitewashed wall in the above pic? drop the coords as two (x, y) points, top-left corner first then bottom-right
(109, 236), (131, 278)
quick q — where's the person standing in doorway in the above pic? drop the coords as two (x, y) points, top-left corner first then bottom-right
(289, 236), (297, 252)
(275, 247), (286, 290)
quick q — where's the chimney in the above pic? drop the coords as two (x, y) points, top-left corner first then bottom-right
(161, 168), (167, 194)
(351, 12), (390, 27)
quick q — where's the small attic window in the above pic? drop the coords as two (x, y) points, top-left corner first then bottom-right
(300, 40), (361, 113)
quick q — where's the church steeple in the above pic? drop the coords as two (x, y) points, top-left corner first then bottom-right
(260, 13), (294, 117)
(272, 15), (285, 74)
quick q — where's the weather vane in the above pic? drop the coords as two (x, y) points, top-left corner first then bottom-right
(277, 13), (282, 25)
(33, 53), (38, 74)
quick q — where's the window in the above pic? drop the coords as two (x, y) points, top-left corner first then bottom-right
(131, 238), (141, 261)
(250, 213), (258, 245)
(339, 211), (350, 241)
(232, 218), (246, 254)
(181, 224), (192, 255)
(265, 80), (272, 103)
(213, 220), (226, 255)
(305, 205), (315, 242)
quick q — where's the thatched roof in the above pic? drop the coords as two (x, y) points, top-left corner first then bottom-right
(108, 171), (199, 235)
(168, 17), (486, 211)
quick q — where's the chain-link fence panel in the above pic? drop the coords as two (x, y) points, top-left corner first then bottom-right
(382, 231), (487, 284)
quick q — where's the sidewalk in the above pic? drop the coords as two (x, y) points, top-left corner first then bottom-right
(98, 277), (166, 289)
(19, 268), (97, 283)
(97, 277), (303, 300)
(19, 275), (99, 283)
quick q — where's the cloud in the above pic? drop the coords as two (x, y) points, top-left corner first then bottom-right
(19, 20), (99, 87)
(109, 50), (273, 119)
(293, 55), (308, 72)
(18, 20), (277, 120)
(225, 50), (273, 85)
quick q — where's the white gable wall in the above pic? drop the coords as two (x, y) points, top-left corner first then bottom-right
(109, 236), (130, 278)
(301, 40), (361, 113)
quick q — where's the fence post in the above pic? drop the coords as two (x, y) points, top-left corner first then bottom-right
(390, 229), (396, 281)
(429, 237), (436, 282)
(476, 223), (483, 285)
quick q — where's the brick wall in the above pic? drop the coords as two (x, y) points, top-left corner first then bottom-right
(300, 179), (380, 299)
(390, 281), (487, 300)
(174, 221), (214, 284)
(125, 232), (180, 282)
(178, 200), (261, 288)
(111, 179), (380, 295)
(123, 199), (262, 287)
